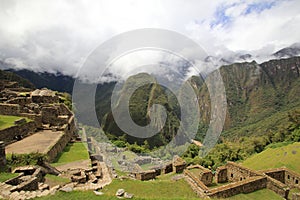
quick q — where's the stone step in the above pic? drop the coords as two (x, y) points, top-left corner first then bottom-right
(38, 183), (50, 191)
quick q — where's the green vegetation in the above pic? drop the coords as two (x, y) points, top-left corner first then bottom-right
(101, 178), (198, 199)
(37, 173), (198, 200)
(102, 73), (181, 149)
(0, 115), (30, 130)
(243, 142), (300, 173)
(0, 172), (19, 182)
(95, 58), (300, 167)
(225, 189), (282, 200)
(52, 142), (89, 166)
(183, 109), (300, 170)
(44, 174), (69, 187)
(58, 92), (72, 110)
(6, 153), (46, 169)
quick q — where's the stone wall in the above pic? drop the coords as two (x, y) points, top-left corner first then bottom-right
(0, 121), (36, 144)
(184, 169), (210, 192)
(6, 97), (32, 106)
(261, 168), (300, 190)
(265, 176), (289, 199)
(46, 131), (73, 162)
(162, 162), (173, 174)
(226, 162), (260, 182)
(262, 168), (285, 183)
(134, 170), (156, 181)
(292, 193), (300, 200)
(32, 95), (59, 104)
(285, 168), (300, 189)
(0, 103), (20, 115)
(216, 166), (228, 183)
(0, 141), (6, 171)
(187, 165), (213, 186)
(19, 113), (42, 129)
(172, 155), (186, 173)
(208, 176), (267, 198)
(41, 107), (59, 126)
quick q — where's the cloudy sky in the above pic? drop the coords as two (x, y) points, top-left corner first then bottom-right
(0, 0), (299, 77)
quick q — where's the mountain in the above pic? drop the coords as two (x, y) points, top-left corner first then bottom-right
(0, 69), (35, 89)
(101, 73), (185, 148)
(273, 43), (300, 58)
(3, 54), (299, 146)
(6, 69), (74, 94)
(197, 56), (300, 140)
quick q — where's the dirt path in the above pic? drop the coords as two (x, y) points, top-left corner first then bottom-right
(55, 159), (91, 171)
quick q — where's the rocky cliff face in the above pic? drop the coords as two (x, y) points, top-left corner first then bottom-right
(193, 57), (300, 140)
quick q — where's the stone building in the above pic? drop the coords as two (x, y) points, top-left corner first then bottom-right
(172, 155), (186, 173)
(184, 162), (300, 199)
(186, 165), (213, 186)
(216, 166), (228, 183)
(133, 170), (157, 181)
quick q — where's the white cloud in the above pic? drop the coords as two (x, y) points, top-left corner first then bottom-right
(0, 0), (299, 78)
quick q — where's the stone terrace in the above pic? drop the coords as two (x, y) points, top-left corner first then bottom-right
(6, 130), (64, 159)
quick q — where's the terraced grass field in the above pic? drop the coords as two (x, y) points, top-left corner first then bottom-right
(242, 142), (300, 173)
(0, 115), (29, 130)
(51, 142), (89, 166)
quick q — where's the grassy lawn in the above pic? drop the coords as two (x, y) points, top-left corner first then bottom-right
(44, 174), (70, 187)
(51, 142), (89, 166)
(34, 172), (284, 200)
(0, 172), (19, 182)
(36, 172), (198, 200)
(100, 175), (198, 199)
(242, 142), (300, 173)
(225, 189), (283, 200)
(188, 168), (202, 176)
(0, 115), (29, 130)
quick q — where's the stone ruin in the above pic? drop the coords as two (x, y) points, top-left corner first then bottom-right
(0, 165), (59, 199)
(184, 161), (300, 199)
(130, 155), (187, 181)
(172, 155), (187, 173)
(0, 83), (76, 163)
(186, 165), (213, 186)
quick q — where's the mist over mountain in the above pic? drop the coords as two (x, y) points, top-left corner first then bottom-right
(5, 69), (74, 94)
(2, 44), (300, 92)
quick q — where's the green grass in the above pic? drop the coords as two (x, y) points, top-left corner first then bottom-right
(35, 175), (199, 200)
(52, 142), (89, 166)
(140, 163), (155, 170)
(0, 115), (29, 130)
(44, 174), (70, 187)
(243, 142), (300, 173)
(0, 173), (19, 182)
(225, 189), (283, 200)
(100, 176), (198, 199)
(289, 188), (300, 199)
